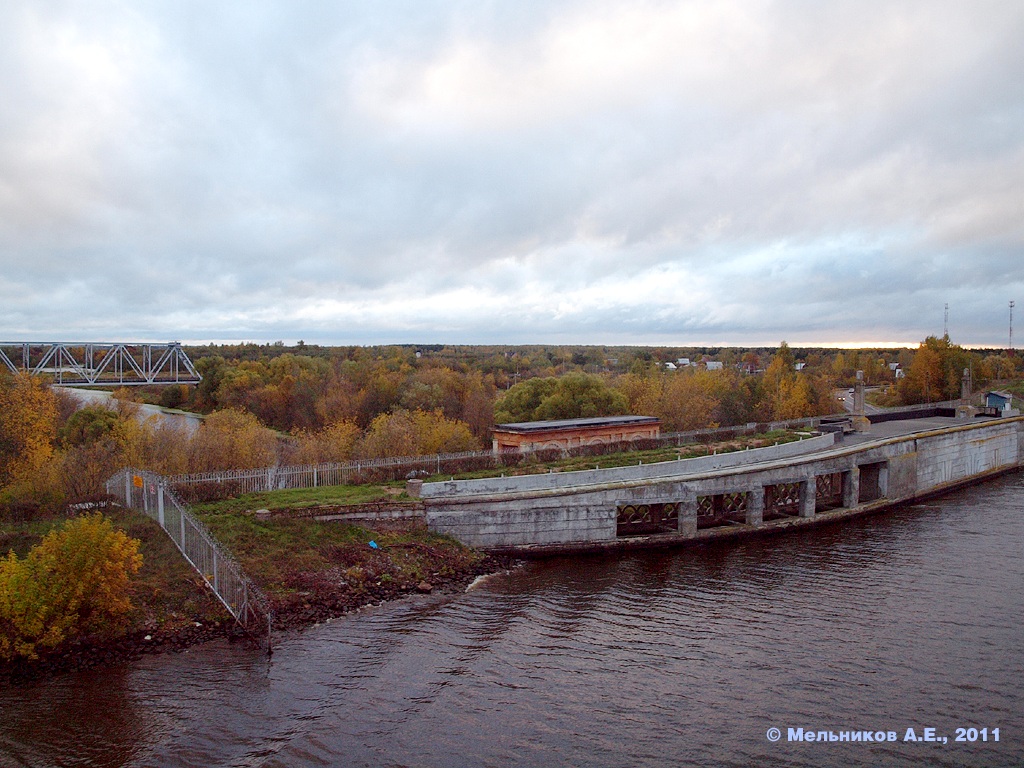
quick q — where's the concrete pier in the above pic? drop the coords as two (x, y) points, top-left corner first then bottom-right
(423, 414), (1024, 554)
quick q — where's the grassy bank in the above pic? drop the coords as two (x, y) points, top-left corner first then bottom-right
(194, 511), (493, 630)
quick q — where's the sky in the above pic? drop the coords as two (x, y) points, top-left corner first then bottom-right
(2, 1), (1023, 349)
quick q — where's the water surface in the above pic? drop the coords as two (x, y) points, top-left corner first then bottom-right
(2, 472), (1022, 767)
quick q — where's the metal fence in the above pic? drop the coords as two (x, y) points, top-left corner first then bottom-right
(164, 418), (826, 499)
(106, 468), (272, 654)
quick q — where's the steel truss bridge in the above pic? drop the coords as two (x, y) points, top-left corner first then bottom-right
(0, 342), (202, 386)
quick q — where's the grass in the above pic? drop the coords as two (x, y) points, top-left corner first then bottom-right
(422, 428), (802, 482)
(185, 429), (805, 514)
(189, 483), (404, 515)
(194, 512), (482, 600)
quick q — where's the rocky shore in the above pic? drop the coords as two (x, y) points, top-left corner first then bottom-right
(0, 550), (511, 686)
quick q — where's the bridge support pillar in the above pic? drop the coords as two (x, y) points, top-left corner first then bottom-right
(842, 467), (860, 508)
(678, 490), (698, 537)
(746, 487), (764, 527)
(799, 478), (816, 518)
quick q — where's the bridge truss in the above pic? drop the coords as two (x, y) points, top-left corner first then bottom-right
(0, 342), (202, 386)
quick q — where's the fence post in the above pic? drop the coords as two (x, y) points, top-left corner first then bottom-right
(158, 483), (165, 527)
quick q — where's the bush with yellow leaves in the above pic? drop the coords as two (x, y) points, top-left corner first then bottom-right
(0, 513), (143, 661)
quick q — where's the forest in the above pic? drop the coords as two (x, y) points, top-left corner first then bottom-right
(2, 337), (1021, 519)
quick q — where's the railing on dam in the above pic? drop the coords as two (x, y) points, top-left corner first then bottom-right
(164, 419), (829, 500)
(420, 433), (838, 498)
(106, 468), (272, 653)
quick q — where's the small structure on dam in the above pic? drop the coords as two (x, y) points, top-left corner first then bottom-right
(491, 415), (660, 454)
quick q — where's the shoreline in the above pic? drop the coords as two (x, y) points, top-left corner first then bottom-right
(0, 552), (510, 687)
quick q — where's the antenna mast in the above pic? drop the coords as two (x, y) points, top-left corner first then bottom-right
(944, 303), (949, 337)
(1011, 301), (1016, 351)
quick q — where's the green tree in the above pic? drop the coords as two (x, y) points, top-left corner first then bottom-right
(493, 377), (559, 423)
(494, 373), (627, 423)
(59, 404), (119, 447)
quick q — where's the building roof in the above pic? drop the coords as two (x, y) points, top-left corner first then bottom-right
(493, 415), (660, 434)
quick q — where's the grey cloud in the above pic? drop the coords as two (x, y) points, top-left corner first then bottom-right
(2, 1), (1023, 347)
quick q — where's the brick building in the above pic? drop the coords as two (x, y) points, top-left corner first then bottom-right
(491, 415), (661, 454)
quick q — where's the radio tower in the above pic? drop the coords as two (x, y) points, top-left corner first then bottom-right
(1011, 301), (1016, 352)
(944, 303), (949, 337)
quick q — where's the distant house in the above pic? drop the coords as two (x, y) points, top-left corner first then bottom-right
(794, 362), (806, 371)
(705, 361), (724, 371)
(492, 416), (661, 454)
(676, 358), (691, 367)
(889, 362), (905, 379)
(663, 362), (677, 370)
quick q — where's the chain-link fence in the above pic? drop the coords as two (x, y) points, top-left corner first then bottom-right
(106, 468), (272, 654)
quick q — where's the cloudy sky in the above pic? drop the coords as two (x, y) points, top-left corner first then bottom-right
(2, 1), (1023, 348)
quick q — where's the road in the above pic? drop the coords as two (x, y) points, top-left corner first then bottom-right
(834, 386), (884, 414)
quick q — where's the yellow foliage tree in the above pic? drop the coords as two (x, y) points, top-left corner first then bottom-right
(187, 409), (278, 471)
(0, 513), (143, 661)
(291, 420), (362, 464)
(411, 409), (479, 455)
(0, 373), (59, 488)
(660, 371), (721, 432)
(358, 409), (479, 459)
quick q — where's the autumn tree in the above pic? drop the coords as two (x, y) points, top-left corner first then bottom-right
(410, 409), (479, 455)
(187, 409), (278, 472)
(896, 336), (975, 404)
(760, 342), (835, 420)
(357, 409), (479, 459)
(0, 373), (59, 489)
(616, 369), (721, 432)
(0, 513), (143, 661)
(660, 370), (721, 431)
(290, 420), (361, 464)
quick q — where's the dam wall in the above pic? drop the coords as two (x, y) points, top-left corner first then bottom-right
(422, 417), (1024, 552)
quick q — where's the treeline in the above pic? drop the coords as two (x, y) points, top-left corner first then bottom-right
(0, 378), (479, 518)
(3, 338), (1021, 518)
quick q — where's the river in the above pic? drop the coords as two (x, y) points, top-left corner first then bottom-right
(56, 387), (202, 433)
(2, 471), (1023, 767)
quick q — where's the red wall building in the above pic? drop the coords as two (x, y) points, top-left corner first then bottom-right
(491, 415), (661, 454)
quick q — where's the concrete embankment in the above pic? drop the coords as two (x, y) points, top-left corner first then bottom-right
(420, 415), (1024, 555)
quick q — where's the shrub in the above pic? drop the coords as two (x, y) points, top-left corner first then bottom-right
(0, 513), (143, 661)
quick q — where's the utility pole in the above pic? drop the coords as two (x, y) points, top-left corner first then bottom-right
(944, 303), (949, 337)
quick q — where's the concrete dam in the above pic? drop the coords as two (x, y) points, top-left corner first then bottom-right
(418, 414), (1024, 554)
